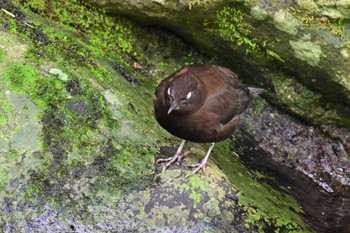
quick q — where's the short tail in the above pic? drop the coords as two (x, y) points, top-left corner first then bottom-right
(247, 87), (265, 97)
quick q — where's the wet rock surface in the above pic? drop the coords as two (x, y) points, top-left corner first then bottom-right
(241, 100), (350, 190)
(238, 144), (350, 233)
(0, 169), (252, 233)
(234, 99), (350, 232)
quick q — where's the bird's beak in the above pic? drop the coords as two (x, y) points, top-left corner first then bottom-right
(168, 100), (178, 114)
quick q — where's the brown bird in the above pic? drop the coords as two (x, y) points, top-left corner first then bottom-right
(153, 64), (263, 177)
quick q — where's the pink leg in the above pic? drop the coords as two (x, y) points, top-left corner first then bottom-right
(157, 140), (191, 172)
(185, 143), (215, 178)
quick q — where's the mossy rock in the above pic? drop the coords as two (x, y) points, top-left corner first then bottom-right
(84, 0), (350, 128)
(0, 1), (313, 232)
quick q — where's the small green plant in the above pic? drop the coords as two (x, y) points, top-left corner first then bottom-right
(266, 49), (285, 62)
(331, 18), (346, 39)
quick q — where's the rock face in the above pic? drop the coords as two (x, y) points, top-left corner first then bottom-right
(87, 0), (350, 128)
(1, 0), (350, 232)
(0, 30), (309, 233)
(82, 0), (350, 219)
(0, 2), (313, 232)
(236, 99), (350, 232)
(83, 1), (350, 230)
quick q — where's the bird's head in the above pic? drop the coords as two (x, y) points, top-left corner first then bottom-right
(166, 76), (202, 114)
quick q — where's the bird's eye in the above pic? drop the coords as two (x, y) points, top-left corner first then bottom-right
(167, 87), (171, 96)
(186, 91), (192, 99)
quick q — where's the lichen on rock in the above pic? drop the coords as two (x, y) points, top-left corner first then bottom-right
(289, 34), (322, 67)
(273, 9), (301, 35)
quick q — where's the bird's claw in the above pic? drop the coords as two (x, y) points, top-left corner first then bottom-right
(184, 162), (206, 178)
(157, 150), (192, 172)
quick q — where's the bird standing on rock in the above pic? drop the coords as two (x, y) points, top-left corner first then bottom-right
(153, 64), (264, 177)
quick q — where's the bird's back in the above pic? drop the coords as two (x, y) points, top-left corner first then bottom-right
(184, 65), (250, 120)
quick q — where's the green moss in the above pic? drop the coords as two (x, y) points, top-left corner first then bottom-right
(0, 1), (314, 231)
(5, 62), (70, 110)
(2, 54), (139, 206)
(0, 48), (6, 60)
(9, 18), (18, 33)
(330, 18), (347, 39)
(216, 5), (285, 62)
(23, 184), (43, 203)
(3, 1), (162, 197)
(211, 140), (310, 232)
(25, 0), (46, 13)
(109, 141), (155, 188)
(5, 62), (38, 93)
(239, 193), (305, 232)
(216, 6), (259, 54)
(20, 0), (136, 56)
(2, 0), (143, 95)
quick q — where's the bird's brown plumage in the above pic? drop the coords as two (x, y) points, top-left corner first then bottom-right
(153, 64), (255, 143)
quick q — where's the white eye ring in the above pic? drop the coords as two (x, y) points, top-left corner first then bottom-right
(186, 91), (192, 99)
(167, 87), (171, 96)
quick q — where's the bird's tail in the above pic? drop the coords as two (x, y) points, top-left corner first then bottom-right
(247, 87), (265, 97)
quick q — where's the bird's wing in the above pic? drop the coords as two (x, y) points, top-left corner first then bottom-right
(205, 87), (249, 125)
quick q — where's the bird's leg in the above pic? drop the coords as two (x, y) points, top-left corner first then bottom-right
(185, 143), (215, 178)
(157, 140), (191, 172)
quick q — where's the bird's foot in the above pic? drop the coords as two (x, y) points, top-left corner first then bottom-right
(184, 159), (208, 178)
(184, 142), (215, 178)
(157, 150), (192, 172)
